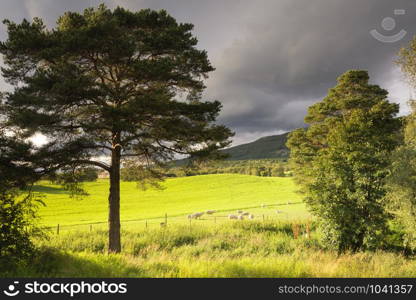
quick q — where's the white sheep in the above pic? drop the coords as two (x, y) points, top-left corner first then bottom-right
(237, 215), (244, 220)
(228, 214), (238, 220)
(237, 210), (243, 214)
(206, 210), (216, 215)
(194, 212), (204, 219)
(188, 212), (204, 219)
(248, 214), (254, 219)
(261, 204), (266, 208)
(276, 210), (282, 214)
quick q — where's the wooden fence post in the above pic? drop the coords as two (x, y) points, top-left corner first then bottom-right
(57, 224), (60, 235)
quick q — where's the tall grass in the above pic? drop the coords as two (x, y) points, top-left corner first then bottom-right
(4, 220), (415, 278)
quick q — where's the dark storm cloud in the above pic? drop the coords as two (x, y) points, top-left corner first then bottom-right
(203, 0), (416, 139)
(0, 0), (415, 145)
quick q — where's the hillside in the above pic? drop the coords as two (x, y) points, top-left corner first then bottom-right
(175, 132), (289, 165)
(223, 132), (289, 160)
(34, 174), (304, 228)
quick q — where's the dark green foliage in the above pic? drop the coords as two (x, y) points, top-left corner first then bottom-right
(53, 167), (98, 183)
(0, 5), (232, 252)
(287, 70), (401, 253)
(387, 100), (416, 248)
(0, 5), (232, 168)
(164, 159), (288, 177)
(0, 130), (43, 270)
(0, 189), (43, 270)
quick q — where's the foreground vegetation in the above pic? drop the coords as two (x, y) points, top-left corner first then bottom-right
(4, 220), (415, 277)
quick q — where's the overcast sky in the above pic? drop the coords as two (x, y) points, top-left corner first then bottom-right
(1, 0), (416, 146)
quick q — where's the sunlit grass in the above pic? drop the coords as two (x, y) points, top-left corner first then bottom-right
(34, 174), (307, 228)
(7, 221), (414, 278)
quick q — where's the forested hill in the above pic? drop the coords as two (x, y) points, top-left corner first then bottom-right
(222, 132), (289, 160)
(175, 132), (290, 166)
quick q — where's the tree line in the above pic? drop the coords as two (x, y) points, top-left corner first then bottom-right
(120, 159), (289, 179)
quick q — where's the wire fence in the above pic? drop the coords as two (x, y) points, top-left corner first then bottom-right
(43, 201), (310, 234)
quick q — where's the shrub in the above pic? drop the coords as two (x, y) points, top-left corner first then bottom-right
(0, 188), (44, 272)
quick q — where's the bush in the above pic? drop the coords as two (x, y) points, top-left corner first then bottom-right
(0, 188), (43, 271)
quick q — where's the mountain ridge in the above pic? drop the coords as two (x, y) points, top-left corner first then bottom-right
(222, 132), (289, 160)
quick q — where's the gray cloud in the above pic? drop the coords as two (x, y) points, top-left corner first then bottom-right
(0, 0), (415, 145)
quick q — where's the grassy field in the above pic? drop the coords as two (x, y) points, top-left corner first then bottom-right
(11, 173), (413, 278)
(6, 221), (416, 277)
(34, 174), (309, 230)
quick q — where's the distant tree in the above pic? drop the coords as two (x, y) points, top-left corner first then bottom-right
(272, 164), (285, 177)
(397, 37), (416, 89)
(1, 5), (233, 253)
(287, 70), (401, 252)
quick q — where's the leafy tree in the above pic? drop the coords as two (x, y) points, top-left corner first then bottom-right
(0, 188), (43, 271)
(0, 129), (43, 269)
(0, 5), (232, 253)
(387, 101), (416, 248)
(272, 164), (285, 177)
(397, 37), (416, 89)
(287, 70), (401, 252)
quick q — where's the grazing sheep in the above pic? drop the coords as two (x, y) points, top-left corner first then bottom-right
(228, 214), (238, 220)
(188, 212), (204, 219)
(160, 222), (166, 227)
(237, 215), (244, 220)
(194, 212), (204, 219)
(242, 212), (250, 216)
(276, 210), (282, 214)
(261, 204), (266, 208)
(248, 214), (254, 219)
(206, 210), (216, 215)
(237, 210), (243, 214)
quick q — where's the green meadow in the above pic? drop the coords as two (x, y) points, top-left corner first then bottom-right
(11, 222), (416, 278)
(34, 174), (308, 230)
(0, 174), (416, 278)
(4, 173), (415, 278)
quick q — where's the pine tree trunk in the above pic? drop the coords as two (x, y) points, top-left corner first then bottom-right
(108, 146), (121, 253)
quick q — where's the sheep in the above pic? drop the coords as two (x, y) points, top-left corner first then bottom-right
(237, 215), (244, 220)
(261, 204), (266, 208)
(188, 212), (204, 219)
(248, 214), (254, 219)
(160, 222), (166, 227)
(206, 210), (216, 215)
(228, 214), (238, 220)
(276, 210), (283, 214)
(193, 212), (204, 219)
(237, 210), (243, 214)
(242, 212), (250, 216)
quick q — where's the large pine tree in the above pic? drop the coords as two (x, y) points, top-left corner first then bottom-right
(0, 5), (233, 253)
